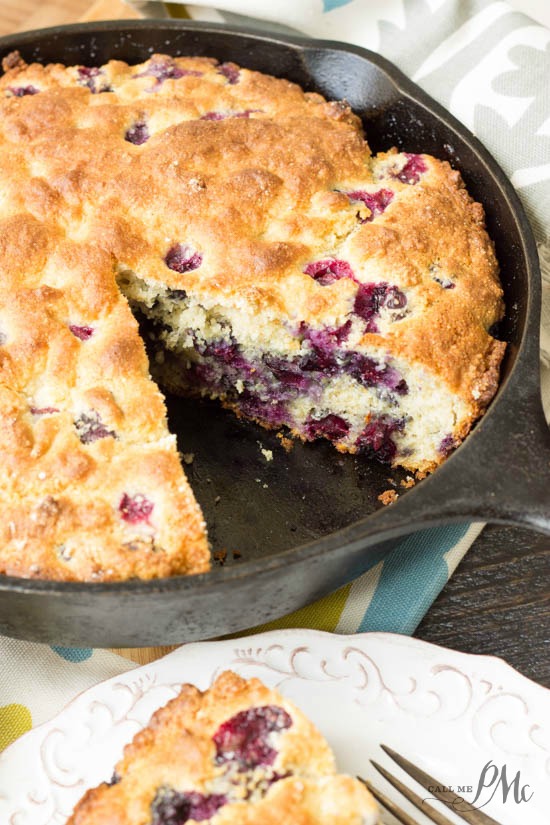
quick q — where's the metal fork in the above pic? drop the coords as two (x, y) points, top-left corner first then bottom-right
(359, 745), (502, 825)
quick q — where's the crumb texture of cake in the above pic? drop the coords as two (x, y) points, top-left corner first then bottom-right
(66, 670), (379, 825)
(0, 51), (505, 580)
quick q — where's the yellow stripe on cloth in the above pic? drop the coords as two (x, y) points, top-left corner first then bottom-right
(0, 703), (32, 751)
(234, 581), (352, 636)
(166, 3), (191, 17)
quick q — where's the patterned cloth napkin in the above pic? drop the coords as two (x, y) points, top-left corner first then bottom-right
(1, 0), (549, 755)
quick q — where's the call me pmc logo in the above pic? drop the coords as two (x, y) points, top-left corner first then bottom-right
(425, 761), (534, 813)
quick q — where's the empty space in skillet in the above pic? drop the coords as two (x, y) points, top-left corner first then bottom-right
(0, 22), (526, 567)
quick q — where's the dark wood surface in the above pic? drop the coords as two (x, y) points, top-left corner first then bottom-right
(415, 524), (550, 688)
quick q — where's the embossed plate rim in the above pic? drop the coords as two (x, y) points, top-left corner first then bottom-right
(0, 630), (549, 825)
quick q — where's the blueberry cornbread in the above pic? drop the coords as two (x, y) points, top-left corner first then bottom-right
(0, 52), (505, 581)
(67, 671), (379, 825)
(0, 235), (209, 581)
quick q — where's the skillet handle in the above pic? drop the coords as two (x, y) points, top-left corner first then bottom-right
(474, 394), (550, 535)
(379, 384), (550, 537)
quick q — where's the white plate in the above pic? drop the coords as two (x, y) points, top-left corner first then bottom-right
(0, 631), (548, 825)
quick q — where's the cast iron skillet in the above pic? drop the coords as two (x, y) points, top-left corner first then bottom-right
(0, 20), (548, 647)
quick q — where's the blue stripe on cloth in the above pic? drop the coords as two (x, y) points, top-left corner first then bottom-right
(51, 646), (93, 663)
(357, 523), (471, 634)
(323, 0), (354, 11)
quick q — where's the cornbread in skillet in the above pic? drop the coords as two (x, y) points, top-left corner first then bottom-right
(0, 52), (505, 582)
(66, 670), (379, 825)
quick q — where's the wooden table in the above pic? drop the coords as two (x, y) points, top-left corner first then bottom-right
(0, 0), (140, 37)
(1, 0), (549, 686)
(416, 525), (550, 687)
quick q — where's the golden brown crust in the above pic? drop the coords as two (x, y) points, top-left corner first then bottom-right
(67, 671), (378, 825)
(0, 52), (505, 579)
(345, 155), (504, 405)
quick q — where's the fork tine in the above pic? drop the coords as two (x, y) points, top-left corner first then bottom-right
(358, 776), (421, 825)
(380, 746), (502, 825)
(370, 761), (458, 825)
